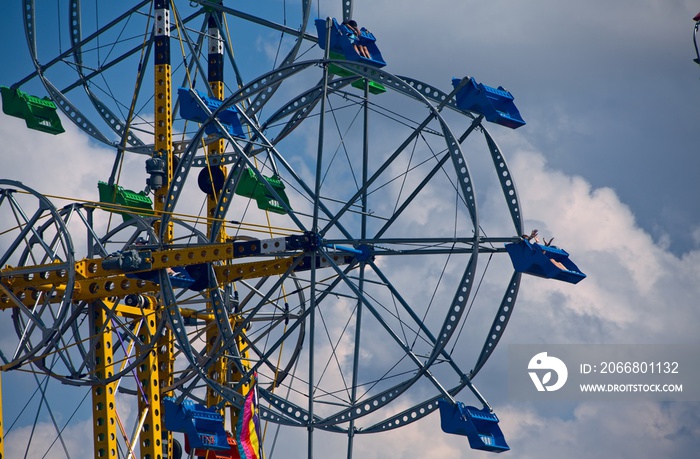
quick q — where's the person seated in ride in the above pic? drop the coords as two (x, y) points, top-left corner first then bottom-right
(342, 20), (371, 59)
(522, 229), (540, 244)
(522, 229), (567, 269)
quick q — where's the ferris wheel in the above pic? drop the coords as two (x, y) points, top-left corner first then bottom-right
(0, 1), (585, 458)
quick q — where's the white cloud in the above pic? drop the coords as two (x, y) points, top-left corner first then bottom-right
(692, 226), (700, 248)
(5, 414), (94, 458)
(497, 147), (700, 345)
(498, 401), (700, 459)
(0, 114), (136, 202)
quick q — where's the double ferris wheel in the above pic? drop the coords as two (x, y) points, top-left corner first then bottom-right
(0, 1), (585, 458)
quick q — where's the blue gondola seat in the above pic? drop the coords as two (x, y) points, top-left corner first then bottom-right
(178, 87), (246, 138)
(163, 397), (230, 451)
(505, 239), (586, 284)
(438, 400), (510, 453)
(315, 18), (386, 67)
(103, 245), (198, 289)
(130, 266), (197, 289)
(185, 430), (239, 459)
(452, 77), (525, 129)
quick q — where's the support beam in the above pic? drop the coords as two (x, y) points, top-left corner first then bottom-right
(158, 318), (174, 458)
(137, 310), (162, 459)
(92, 303), (118, 458)
(153, 0), (173, 244)
(143, 1), (172, 457)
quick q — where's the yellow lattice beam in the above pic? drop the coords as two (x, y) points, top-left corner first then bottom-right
(92, 302), (118, 458)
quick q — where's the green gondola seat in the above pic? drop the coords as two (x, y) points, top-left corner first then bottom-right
(1, 86), (65, 134)
(98, 181), (154, 222)
(235, 168), (291, 215)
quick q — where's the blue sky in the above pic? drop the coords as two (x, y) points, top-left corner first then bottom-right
(1, 1), (699, 458)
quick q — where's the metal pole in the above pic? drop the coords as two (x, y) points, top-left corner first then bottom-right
(346, 78), (370, 459)
(308, 17), (333, 459)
